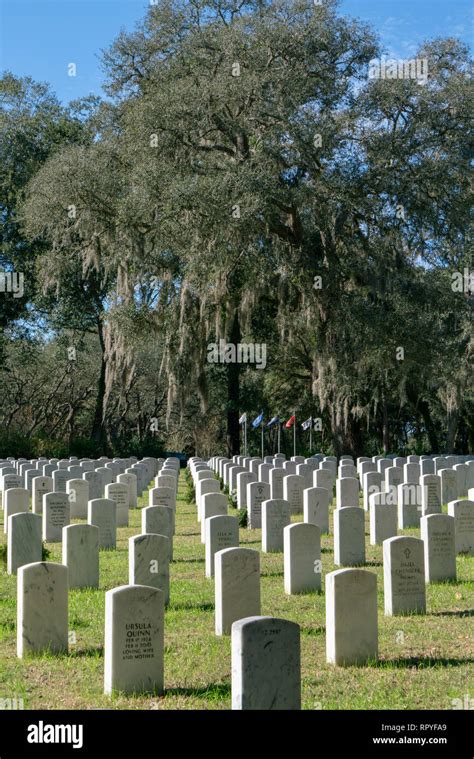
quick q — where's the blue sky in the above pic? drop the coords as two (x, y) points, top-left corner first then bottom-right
(0, 0), (472, 104)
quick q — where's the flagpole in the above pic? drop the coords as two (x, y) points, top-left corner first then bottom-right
(309, 418), (312, 454)
(261, 422), (264, 459)
(277, 423), (281, 454)
(293, 410), (296, 457)
(244, 419), (247, 456)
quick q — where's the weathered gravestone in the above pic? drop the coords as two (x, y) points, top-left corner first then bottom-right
(205, 515), (239, 578)
(141, 506), (174, 560)
(421, 514), (456, 583)
(129, 534), (170, 605)
(215, 548), (260, 635)
(397, 483), (421, 529)
(447, 500), (474, 555)
(96, 467), (113, 495)
(284, 523), (321, 594)
(282, 474), (305, 515)
(4, 487), (29, 534)
(231, 617), (301, 710)
(247, 481), (270, 529)
(369, 492), (398, 546)
(363, 471), (383, 511)
(201, 493), (227, 543)
(66, 478), (89, 520)
(7, 512), (42, 574)
(420, 474), (442, 516)
(453, 464), (468, 498)
(149, 486), (176, 533)
(88, 498), (117, 549)
(326, 568), (378, 666)
(261, 499), (291, 553)
(257, 463), (272, 485)
(42, 492), (70, 543)
(104, 585), (164, 695)
(155, 474), (176, 493)
(269, 467), (285, 500)
(296, 464), (313, 489)
(303, 486), (329, 533)
(336, 477), (359, 509)
(117, 473), (138, 509)
(383, 536), (425, 616)
(83, 470), (103, 501)
(334, 506), (365, 566)
(32, 476), (53, 515)
(439, 469), (458, 505)
(52, 469), (69, 494)
(420, 459), (435, 477)
(62, 524), (99, 588)
(196, 479), (220, 521)
(105, 483), (130, 527)
(17, 562), (68, 657)
(404, 463), (420, 484)
(25, 468), (41, 493)
(313, 468), (334, 495)
(237, 471), (256, 509)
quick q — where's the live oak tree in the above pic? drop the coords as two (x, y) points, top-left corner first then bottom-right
(8, 0), (472, 455)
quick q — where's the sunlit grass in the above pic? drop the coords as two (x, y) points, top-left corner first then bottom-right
(0, 473), (472, 710)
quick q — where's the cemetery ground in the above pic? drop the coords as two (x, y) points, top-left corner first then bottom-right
(0, 473), (472, 711)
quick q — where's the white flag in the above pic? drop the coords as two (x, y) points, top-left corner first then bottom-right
(239, 413), (247, 424)
(301, 417), (312, 430)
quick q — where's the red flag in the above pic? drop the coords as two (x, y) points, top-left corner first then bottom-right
(285, 415), (296, 429)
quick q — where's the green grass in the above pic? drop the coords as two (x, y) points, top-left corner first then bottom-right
(0, 475), (472, 710)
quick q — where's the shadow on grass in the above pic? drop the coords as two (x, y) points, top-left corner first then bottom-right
(261, 570), (284, 578)
(377, 656), (474, 669)
(69, 646), (104, 658)
(170, 601), (214, 612)
(301, 625), (325, 636)
(429, 609), (474, 617)
(0, 621), (15, 632)
(365, 560), (383, 567)
(166, 682), (230, 699)
(181, 532), (201, 537)
(321, 547), (333, 554)
(174, 558), (205, 564)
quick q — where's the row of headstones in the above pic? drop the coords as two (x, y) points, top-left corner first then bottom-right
(210, 451), (474, 513)
(6, 457), (181, 579)
(188, 458), (473, 600)
(16, 552), (429, 708)
(14, 457), (185, 691)
(0, 453), (186, 516)
(13, 454), (471, 708)
(199, 454), (474, 564)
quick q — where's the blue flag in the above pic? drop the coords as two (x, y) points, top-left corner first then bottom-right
(266, 416), (280, 428)
(252, 411), (264, 428)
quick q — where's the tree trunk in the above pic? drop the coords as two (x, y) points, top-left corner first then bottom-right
(226, 310), (241, 456)
(446, 407), (460, 453)
(91, 316), (107, 450)
(382, 394), (390, 454)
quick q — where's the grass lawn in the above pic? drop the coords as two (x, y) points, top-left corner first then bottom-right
(0, 472), (473, 710)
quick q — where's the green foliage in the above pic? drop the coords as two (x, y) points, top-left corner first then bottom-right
(237, 509), (248, 528)
(0, 3), (471, 457)
(184, 480), (196, 504)
(41, 543), (51, 561)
